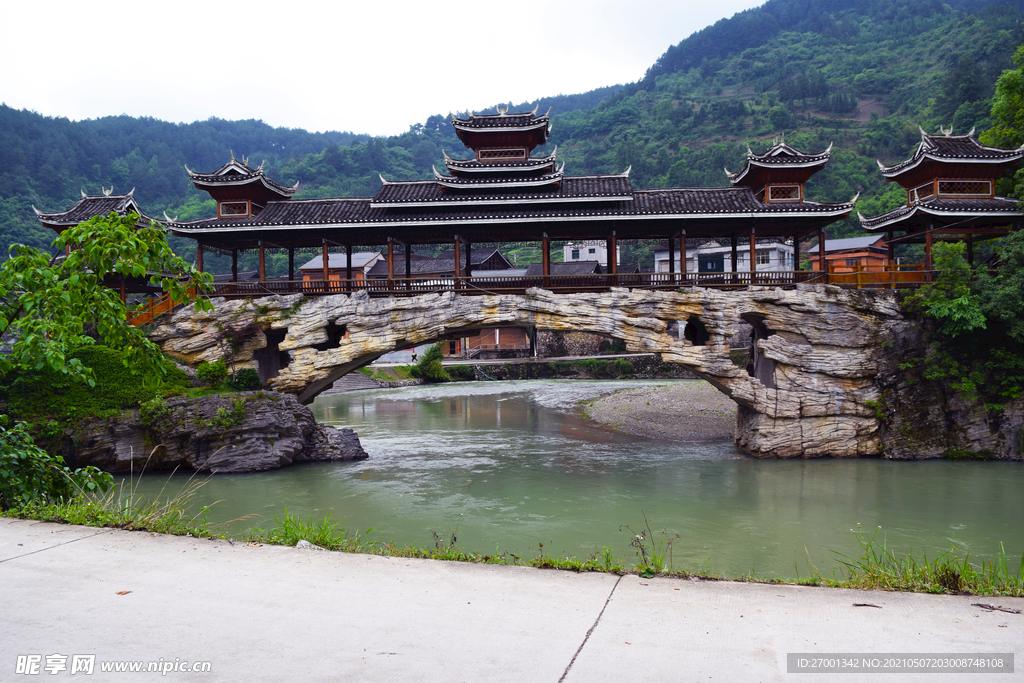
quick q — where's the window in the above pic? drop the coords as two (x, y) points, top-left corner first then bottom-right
(937, 180), (992, 197)
(218, 201), (249, 218)
(755, 250), (770, 265)
(846, 258), (860, 267)
(588, 248), (596, 254)
(767, 185), (801, 202)
(478, 148), (527, 161)
(571, 249), (580, 259)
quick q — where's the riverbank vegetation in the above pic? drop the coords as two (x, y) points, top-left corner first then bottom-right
(5, 494), (1021, 596)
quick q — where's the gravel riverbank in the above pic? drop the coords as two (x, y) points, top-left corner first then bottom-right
(585, 380), (737, 442)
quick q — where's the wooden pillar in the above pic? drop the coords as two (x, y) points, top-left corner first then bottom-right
(730, 233), (738, 284)
(259, 241), (266, 282)
(387, 237), (395, 280)
(607, 231), (617, 277)
(404, 242), (412, 290)
(668, 233), (676, 283)
(196, 245), (204, 273)
(454, 236), (462, 279)
(287, 248), (293, 282)
(541, 233), (550, 287)
(464, 240), (472, 278)
(792, 236), (800, 277)
(119, 276), (126, 304)
(231, 249), (238, 282)
(925, 225), (933, 283)
(818, 229), (827, 280)
(886, 230), (895, 270)
(679, 230), (687, 279)
(749, 228), (757, 283)
(321, 241), (329, 284)
(345, 243), (353, 291)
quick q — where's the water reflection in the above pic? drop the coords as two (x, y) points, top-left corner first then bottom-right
(129, 380), (1024, 577)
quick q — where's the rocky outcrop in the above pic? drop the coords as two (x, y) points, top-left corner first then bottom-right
(64, 391), (367, 474)
(873, 321), (1024, 460)
(150, 285), (913, 459)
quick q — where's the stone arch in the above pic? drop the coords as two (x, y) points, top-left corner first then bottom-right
(150, 285), (899, 458)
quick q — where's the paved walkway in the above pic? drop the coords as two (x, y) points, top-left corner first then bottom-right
(2, 518), (1020, 682)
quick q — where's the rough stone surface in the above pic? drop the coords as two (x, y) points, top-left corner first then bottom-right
(64, 391), (368, 474)
(148, 285), (1020, 460)
(536, 330), (602, 357)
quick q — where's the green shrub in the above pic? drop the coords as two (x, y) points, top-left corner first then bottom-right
(0, 419), (111, 510)
(448, 365), (476, 381)
(6, 346), (167, 422)
(229, 368), (262, 391)
(197, 360), (229, 387)
(414, 344), (450, 383)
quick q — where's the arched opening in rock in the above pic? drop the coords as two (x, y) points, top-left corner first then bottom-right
(254, 329), (291, 385)
(740, 313), (776, 389)
(684, 316), (710, 346)
(312, 322), (347, 351)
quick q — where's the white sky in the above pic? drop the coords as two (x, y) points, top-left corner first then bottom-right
(2, 0), (766, 136)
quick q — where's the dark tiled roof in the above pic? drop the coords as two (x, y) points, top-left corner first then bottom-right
(366, 257), (458, 276)
(451, 108), (549, 130)
(186, 158), (297, 197)
(860, 196), (1022, 230)
(879, 130), (1024, 176)
(435, 248), (510, 266)
(168, 184), (855, 234)
(726, 141), (832, 184)
(34, 193), (153, 226)
(524, 261), (602, 276)
(444, 149), (557, 172)
(806, 235), (886, 254)
(632, 188), (848, 215)
(373, 175), (633, 206)
(433, 167), (564, 189)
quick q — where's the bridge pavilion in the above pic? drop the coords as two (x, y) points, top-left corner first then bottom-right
(859, 127), (1024, 277)
(159, 107), (855, 291)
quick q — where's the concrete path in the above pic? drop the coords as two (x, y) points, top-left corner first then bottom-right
(2, 518), (1020, 682)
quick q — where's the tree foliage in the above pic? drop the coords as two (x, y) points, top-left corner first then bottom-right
(0, 213), (212, 507)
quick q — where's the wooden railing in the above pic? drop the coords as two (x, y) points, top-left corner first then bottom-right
(127, 269), (926, 320)
(208, 270), (832, 299)
(825, 263), (931, 289)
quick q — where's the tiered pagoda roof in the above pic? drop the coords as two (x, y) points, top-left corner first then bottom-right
(860, 127), (1024, 234)
(726, 139), (833, 188)
(33, 188), (152, 233)
(877, 127), (1024, 187)
(450, 104), (551, 154)
(186, 153), (299, 204)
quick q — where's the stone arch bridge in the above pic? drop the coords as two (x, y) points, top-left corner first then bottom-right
(149, 285), (904, 459)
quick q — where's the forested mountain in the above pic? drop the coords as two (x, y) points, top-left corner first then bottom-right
(2, 0), (1023, 268)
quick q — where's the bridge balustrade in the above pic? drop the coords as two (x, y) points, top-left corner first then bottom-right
(202, 268), (930, 301)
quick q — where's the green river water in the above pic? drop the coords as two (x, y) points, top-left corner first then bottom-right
(130, 380), (1024, 578)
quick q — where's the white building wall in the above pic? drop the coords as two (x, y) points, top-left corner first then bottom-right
(653, 244), (794, 273)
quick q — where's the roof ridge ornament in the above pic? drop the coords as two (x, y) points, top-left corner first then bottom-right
(530, 103), (539, 116)
(747, 145), (754, 157)
(919, 125), (928, 138)
(825, 141), (833, 154)
(102, 186), (113, 196)
(544, 106), (552, 117)
(127, 187), (135, 197)
(241, 154), (249, 166)
(940, 125), (953, 136)
(257, 160), (265, 172)
(850, 191), (860, 204)
(496, 103), (509, 115)
(184, 163), (193, 176)
(622, 165), (632, 177)
(230, 150), (236, 163)
(80, 188), (87, 198)
(163, 211), (179, 223)
(378, 173), (391, 186)
(876, 159), (886, 170)
(32, 205), (42, 216)
(968, 126), (976, 137)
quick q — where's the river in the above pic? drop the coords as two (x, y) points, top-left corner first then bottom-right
(130, 380), (1024, 578)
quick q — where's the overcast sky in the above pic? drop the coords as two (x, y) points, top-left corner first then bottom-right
(2, 0), (766, 136)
